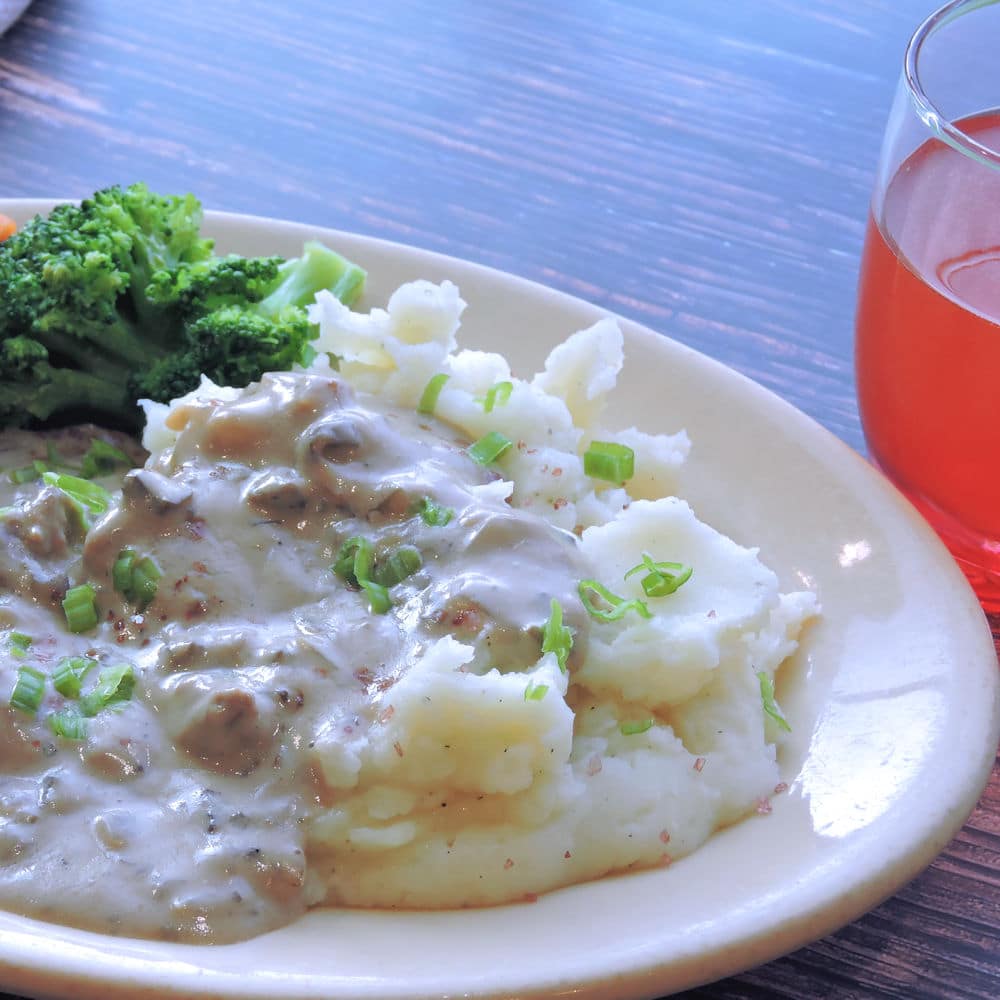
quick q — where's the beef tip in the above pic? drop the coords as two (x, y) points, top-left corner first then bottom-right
(159, 673), (277, 776)
(0, 491), (79, 599)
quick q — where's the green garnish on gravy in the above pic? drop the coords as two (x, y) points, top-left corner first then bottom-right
(62, 584), (98, 634)
(334, 536), (422, 614)
(413, 496), (454, 526)
(48, 709), (88, 741)
(42, 472), (113, 516)
(52, 656), (97, 699)
(372, 546), (423, 588)
(79, 663), (136, 717)
(113, 549), (163, 609)
(9, 665), (45, 716)
(9, 632), (31, 658)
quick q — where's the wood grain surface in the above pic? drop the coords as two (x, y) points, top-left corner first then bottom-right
(1, 1), (998, 998)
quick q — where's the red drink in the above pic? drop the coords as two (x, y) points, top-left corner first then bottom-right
(856, 111), (1000, 607)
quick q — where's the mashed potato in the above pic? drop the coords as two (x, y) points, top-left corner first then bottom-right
(140, 279), (817, 910)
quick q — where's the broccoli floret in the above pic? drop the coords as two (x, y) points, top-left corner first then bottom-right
(133, 240), (364, 404)
(0, 200), (139, 379)
(144, 254), (285, 315)
(133, 305), (314, 404)
(134, 241), (364, 403)
(84, 183), (216, 335)
(144, 241), (364, 318)
(0, 185), (366, 431)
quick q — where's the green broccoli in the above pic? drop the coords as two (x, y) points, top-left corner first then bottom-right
(145, 241), (364, 317)
(134, 305), (315, 404)
(0, 184), (365, 431)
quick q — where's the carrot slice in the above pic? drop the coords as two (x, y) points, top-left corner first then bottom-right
(0, 214), (15, 242)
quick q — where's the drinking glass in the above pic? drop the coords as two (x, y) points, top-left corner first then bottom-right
(856, 0), (1000, 611)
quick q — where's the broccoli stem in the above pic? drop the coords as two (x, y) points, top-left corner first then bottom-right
(32, 324), (154, 381)
(258, 241), (366, 316)
(9, 366), (136, 427)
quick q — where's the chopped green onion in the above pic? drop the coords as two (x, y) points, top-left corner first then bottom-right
(41, 472), (113, 515)
(624, 552), (693, 598)
(620, 718), (654, 736)
(578, 580), (652, 622)
(524, 681), (549, 701)
(79, 439), (131, 480)
(112, 549), (162, 608)
(131, 556), (162, 609)
(351, 538), (374, 585)
(468, 431), (513, 465)
(112, 549), (136, 596)
(333, 536), (373, 588)
(542, 599), (572, 673)
(9, 665), (45, 716)
(62, 584), (98, 633)
(48, 709), (88, 740)
(757, 671), (791, 733)
(8, 465), (41, 484)
(80, 663), (135, 717)
(373, 546), (423, 588)
(417, 373), (450, 416)
(360, 580), (392, 615)
(483, 381), (513, 413)
(52, 656), (97, 699)
(9, 632), (31, 659)
(333, 536), (393, 614)
(413, 496), (454, 527)
(583, 441), (635, 486)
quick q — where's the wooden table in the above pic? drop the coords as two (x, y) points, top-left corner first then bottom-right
(0, 1), (997, 997)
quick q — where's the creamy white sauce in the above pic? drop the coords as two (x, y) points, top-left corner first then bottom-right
(0, 375), (588, 942)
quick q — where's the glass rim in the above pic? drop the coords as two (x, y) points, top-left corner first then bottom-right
(904, 0), (1000, 168)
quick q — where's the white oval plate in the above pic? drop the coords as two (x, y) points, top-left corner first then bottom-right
(1, 203), (998, 1000)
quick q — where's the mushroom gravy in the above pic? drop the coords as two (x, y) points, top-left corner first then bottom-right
(0, 373), (588, 942)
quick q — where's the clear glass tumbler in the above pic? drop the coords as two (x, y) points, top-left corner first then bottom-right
(856, 0), (1000, 611)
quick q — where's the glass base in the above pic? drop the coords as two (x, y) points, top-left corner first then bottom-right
(879, 464), (1000, 614)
